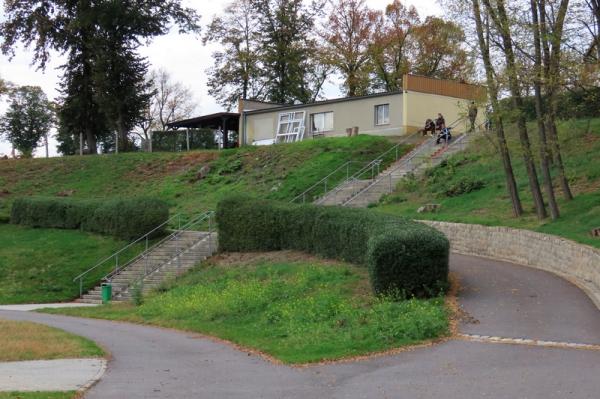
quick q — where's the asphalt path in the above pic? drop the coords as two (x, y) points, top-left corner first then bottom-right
(1, 253), (599, 398)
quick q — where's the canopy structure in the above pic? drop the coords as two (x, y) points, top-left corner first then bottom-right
(166, 112), (240, 148)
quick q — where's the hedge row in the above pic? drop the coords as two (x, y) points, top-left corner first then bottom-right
(216, 196), (449, 297)
(11, 196), (169, 240)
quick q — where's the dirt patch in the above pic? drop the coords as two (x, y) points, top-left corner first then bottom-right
(129, 152), (219, 181)
(208, 250), (345, 267)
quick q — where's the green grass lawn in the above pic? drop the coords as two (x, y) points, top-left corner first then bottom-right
(0, 224), (139, 304)
(0, 135), (404, 220)
(0, 392), (76, 399)
(375, 118), (600, 248)
(42, 253), (449, 364)
(0, 319), (104, 361)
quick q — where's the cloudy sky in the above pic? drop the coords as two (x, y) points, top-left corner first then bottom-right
(0, 0), (439, 157)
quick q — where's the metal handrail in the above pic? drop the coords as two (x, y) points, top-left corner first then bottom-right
(289, 161), (357, 204)
(125, 211), (215, 294)
(73, 213), (184, 296)
(103, 211), (214, 283)
(312, 140), (414, 205)
(343, 123), (474, 206)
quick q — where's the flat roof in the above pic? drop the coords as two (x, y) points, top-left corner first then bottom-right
(167, 112), (240, 130)
(244, 91), (403, 116)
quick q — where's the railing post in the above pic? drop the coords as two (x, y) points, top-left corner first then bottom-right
(302, 193), (305, 204)
(79, 278), (83, 298)
(346, 162), (349, 180)
(208, 214), (213, 254)
(115, 254), (119, 276)
(395, 145), (399, 161)
(145, 236), (148, 252)
(324, 177), (327, 194)
(178, 214), (181, 230)
(389, 174), (392, 193)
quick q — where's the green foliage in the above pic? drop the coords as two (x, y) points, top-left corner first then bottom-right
(152, 129), (218, 151)
(374, 118), (600, 249)
(10, 196), (168, 240)
(444, 177), (485, 197)
(0, 86), (53, 158)
(216, 196), (449, 297)
(0, 224), (134, 304)
(44, 259), (449, 363)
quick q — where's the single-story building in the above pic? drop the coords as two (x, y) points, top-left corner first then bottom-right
(164, 74), (485, 149)
(239, 74), (485, 145)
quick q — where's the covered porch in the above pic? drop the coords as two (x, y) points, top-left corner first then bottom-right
(166, 112), (240, 149)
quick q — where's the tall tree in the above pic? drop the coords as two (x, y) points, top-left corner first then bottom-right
(0, 86), (53, 158)
(323, 0), (375, 97)
(470, 0), (523, 217)
(411, 16), (473, 80)
(530, 0), (560, 219)
(136, 69), (198, 144)
(253, 0), (326, 103)
(203, 0), (266, 109)
(369, 0), (419, 92)
(538, 0), (574, 200)
(1, 0), (200, 154)
(482, 0), (548, 219)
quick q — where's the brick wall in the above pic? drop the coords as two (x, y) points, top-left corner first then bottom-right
(421, 221), (600, 310)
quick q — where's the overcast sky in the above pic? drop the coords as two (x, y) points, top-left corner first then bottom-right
(0, 0), (440, 157)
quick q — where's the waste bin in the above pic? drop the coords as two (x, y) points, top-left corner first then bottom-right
(101, 283), (112, 304)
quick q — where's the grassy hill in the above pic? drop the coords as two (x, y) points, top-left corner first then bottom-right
(375, 118), (600, 248)
(0, 135), (401, 221)
(0, 136), (405, 304)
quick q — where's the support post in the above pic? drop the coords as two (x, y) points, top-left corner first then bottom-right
(148, 131), (153, 153)
(79, 132), (83, 156)
(115, 132), (119, 154)
(45, 134), (49, 158)
(186, 129), (190, 151)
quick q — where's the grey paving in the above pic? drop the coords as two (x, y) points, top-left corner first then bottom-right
(0, 303), (98, 311)
(0, 358), (106, 392)
(1, 254), (599, 398)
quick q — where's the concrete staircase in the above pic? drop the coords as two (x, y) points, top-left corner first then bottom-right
(78, 230), (217, 304)
(340, 132), (474, 208)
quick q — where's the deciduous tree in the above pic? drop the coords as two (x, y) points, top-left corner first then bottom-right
(0, 86), (53, 158)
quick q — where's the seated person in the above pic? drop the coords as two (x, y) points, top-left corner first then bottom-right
(436, 127), (452, 144)
(421, 118), (436, 136)
(435, 113), (446, 132)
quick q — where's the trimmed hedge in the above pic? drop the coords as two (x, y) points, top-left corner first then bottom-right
(10, 196), (169, 240)
(216, 196), (449, 297)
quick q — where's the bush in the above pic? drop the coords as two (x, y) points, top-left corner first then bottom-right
(10, 196), (169, 240)
(216, 196), (449, 297)
(444, 178), (485, 197)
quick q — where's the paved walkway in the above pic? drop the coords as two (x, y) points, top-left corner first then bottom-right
(1, 254), (599, 398)
(0, 303), (98, 311)
(0, 359), (107, 392)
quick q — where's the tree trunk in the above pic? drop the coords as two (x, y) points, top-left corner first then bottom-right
(472, 0), (523, 217)
(484, 0), (547, 219)
(531, 0), (559, 219)
(539, 0), (573, 200)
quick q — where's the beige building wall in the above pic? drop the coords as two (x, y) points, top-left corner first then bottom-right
(243, 93), (404, 145)
(404, 91), (486, 134)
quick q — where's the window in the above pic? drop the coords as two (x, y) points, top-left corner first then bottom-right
(375, 104), (390, 125)
(310, 112), (334, 133)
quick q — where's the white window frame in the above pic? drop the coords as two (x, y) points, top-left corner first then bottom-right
(374, 104), (390, 126)
(310, 111), (334, 134)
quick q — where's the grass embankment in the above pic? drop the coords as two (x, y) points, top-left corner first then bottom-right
(0, 319), (103, 361)
(0, 224), (140, 304)
(376, 118), (600, 248)
(0, 135), (401, 220)
(0, 392), (76, 399)
(43, 253), (449, 364)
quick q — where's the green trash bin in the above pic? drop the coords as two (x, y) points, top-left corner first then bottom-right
(101, 283), (112, 304)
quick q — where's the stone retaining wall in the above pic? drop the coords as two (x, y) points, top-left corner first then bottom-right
(420, 221), (600, 310)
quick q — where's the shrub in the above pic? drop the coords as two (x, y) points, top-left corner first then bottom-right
(10, 196), (169, 240)
(216, 196), (449, 297)
(444, 178), (485, 197)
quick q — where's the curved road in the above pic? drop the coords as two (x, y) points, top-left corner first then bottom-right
(2, 254), (600, 398)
